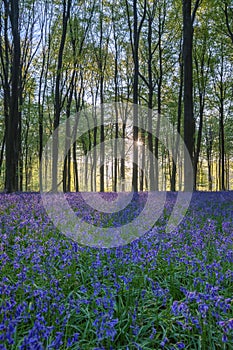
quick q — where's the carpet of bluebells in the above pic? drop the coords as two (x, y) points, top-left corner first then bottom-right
(0, 192), (232, 350)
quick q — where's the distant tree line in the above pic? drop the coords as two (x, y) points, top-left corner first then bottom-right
(0, 0), (232, 193)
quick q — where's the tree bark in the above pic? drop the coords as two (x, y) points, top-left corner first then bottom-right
(52, 0), (71, 192)
(171, 45), (183, 191)
(183, 0), (195, 191)
(5, 0), (21, 193)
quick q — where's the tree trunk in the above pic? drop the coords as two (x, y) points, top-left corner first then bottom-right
(219, 99), (225, 191)
(132, 0), (139, 192)
(205, 127), (213, 191)
(113, 22), (119, 192)
(171, 46), (183, 191)
(0, 133), (5, 179)
(154, 9), (163, 191)
(121, 123), (126, 191)
(183, 0), (195, 191)
(5, 0), (21, 193)
(52, 0), (71, 192)
(147, 15), (155, 191)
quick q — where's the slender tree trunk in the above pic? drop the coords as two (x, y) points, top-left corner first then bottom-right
(183, 0), (195, 191)
(38, 44), (50, 188)
(227, 157), (229, 190)
(128, 0), (146, 192)
(154, 16), (163, 191)
(52, 0), (71, 192)
(114, 106), (119, 192)
(140, 129), (145, 191)
(171, 47), (183, 191)
(0, 133), (5, 179)
(24, 112), (30, 191)
(193, 36), (211, 190)
(219, 99), (225, 190)
(5, 0), (21, 193)
(121, 122), (126, 191)
(97, 4), (106, 192)
(100, 83), (105, 192)
(73, 73), (84, 192)
(219, 53), (225, 191)
(113, 23), (119, 192)
(205, 127), (213, 191)
(0, 3), (10, 188)
(132, 0), (139, 192)
(18, 81), (23, 191)
(126, 0), (144, 192)
(194, 100), (204, 189)
(147, 15), (155, 191)
(93, 113), (97, 192)
(207, 158), (212, 191)
(63, 70), (75, 192)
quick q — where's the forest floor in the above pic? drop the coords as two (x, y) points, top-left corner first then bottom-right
(0, 192), (232, 349)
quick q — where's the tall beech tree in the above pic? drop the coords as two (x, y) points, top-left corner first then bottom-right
(1, 0), (42, 192)
(193, 24), (212, 190)
(52, 0), (72, 192)
(182, 0), (201, 191)
(126, 0), (146, 192)
(92, 0), (111, 192)
(171, 40), (183, 192)
(1, 0), (21, 193)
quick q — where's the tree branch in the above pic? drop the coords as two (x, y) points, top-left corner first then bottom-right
(191, 0), (201, 25)
(224, 2), (233, 44)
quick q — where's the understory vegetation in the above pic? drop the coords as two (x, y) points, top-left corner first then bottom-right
(0, 192), (232, 349)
